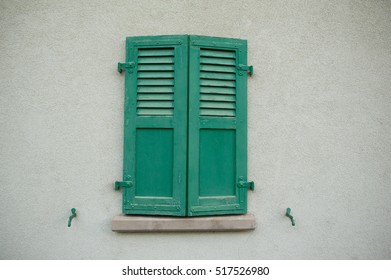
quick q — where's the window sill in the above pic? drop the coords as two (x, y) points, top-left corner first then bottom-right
(112, 213), (256, 232)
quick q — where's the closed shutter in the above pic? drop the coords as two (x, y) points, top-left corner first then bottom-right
(117, 35), (252, 217)
(121, 35), (188, 216)
(187, 35), (249, 216)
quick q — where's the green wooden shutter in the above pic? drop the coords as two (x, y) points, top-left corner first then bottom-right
(121, 35), (188, 216)
(117, 35), (252, 217)
(187, 35), (249, 216)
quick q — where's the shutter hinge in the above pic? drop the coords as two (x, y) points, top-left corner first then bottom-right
(115, 181), (133, 190)
(117, 62), (135, 73)
(238, 177), (255, 191)
(237, 64), (253, 76)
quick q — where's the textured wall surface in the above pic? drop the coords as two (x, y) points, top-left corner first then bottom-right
(1, 0), (391, 259)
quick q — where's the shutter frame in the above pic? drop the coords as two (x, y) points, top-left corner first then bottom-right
(187, 35), (249, 216)
(117, 35), (251, 217)
(121, 35), (188, 216)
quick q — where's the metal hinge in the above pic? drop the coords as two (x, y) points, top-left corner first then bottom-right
(117, 62), (135, 73)
(237, 64), (253, 76)
(238, 176), (255, 191)
(115, 181), (133, 190)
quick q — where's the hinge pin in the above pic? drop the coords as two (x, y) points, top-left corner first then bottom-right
(115, 181), (133, 190)
(117, 62), (135, 73)
(238, 177), (255, 191)
(237, 64), (253, 76)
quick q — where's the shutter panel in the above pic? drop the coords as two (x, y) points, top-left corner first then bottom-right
(187, 36), (249, 216)
(121, 36), (188, 216)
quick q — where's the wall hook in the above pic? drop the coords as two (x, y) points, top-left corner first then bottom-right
(68, 208), (77, 227)
(285, 208), (295, 226)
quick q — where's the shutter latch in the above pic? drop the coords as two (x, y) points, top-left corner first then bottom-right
(237, 64), (253, 76)
(238, 177), (254, 191)
(115, 181), (133, 190)
(117, 62), (135, 73)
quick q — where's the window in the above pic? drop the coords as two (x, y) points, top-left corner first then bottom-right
(115, 35), (254, 217)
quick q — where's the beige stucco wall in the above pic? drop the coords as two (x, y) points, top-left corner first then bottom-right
(1, 0), (391, 259)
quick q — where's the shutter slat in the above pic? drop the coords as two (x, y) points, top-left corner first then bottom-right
(200, 64), (236, 73)
(200, 57), (235, 66)
(138, 57), (175, 64)
(138, 86), (174, 93)
(138, 48), (174, 57)
(138, 79), (174, 86)
(200, 49), (236, 59)
(200, 109), (236, 117)
(200, 72), (236, 81)
(138, 64), (174, 71)
(138, 72), (175, 79)
(200, 86), (235, 95)
(137, 108), (174, 116)
(137, 93), (174, 101)
(137, 101), (173, 108)
(200, 79), (235, 88)
(200, 94), (236, 102)
(200, 101), (235, 109)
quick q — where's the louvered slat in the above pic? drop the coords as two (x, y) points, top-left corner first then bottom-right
(138, 64), (174, 71)
(138, 86), (174, 93)
(200, 94), (236, 102)
(137, 108), (174, 115)
(200, 65), (236, 73)
(200, 109), (236, 117)
(200, 72), (236, 81)
(199, 48), (237, 117)
(138, 79), (174, 86)
(200, 101), (235, 109)
(137, 93), (174, 101)
(137, 101), (173, 108)
(138, 49), (174, 57)
(137, 48), (175, 116)
(200, 86), (235, 95)
(138, 57), (175, 64)
(200, 79), (235, 87)
(138, 72), (175, 79)
(200, 49), (236, 59)
(200, 57), (235, 66)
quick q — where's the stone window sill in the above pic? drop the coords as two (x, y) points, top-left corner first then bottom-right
(112, 213), (256, 232)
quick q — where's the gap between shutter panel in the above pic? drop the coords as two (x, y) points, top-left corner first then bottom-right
(137, 48), (175, 116)
(199, 48), (236, 117)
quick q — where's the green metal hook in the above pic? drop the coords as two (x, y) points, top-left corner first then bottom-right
(285, 208), (295, 226)
(68, 208), (77, 227)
